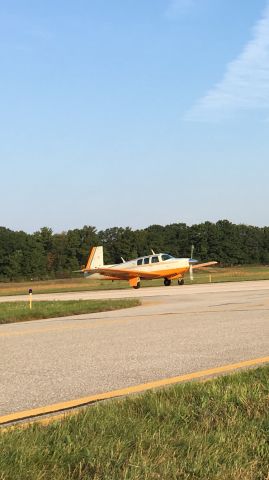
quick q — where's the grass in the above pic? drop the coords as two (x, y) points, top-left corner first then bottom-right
(1, 366), (269, 479)
(0, 277), (131, 296)
(191, 264), (269, 284)
(1, 265), (269, 297)
(0, 299), (141, 324)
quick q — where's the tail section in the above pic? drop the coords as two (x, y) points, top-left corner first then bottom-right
(85, 246), (104, 270)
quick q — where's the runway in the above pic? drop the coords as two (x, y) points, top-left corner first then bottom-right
(1, 281), (269, 423)
(1, 279), (269, 302)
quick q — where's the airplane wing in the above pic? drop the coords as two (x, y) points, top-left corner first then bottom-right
(192, 261), (218, 269)
(93, 267), (162, 280)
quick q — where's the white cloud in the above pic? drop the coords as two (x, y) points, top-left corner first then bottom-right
(186, 2), (269, 121)
(166, 0), (195, 18)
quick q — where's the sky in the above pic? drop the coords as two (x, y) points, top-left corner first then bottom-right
(1, 0), (269, 232)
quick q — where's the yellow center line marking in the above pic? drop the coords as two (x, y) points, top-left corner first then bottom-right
(1, 355), (268, 428)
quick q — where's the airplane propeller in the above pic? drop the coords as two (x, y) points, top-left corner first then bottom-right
(188, 245), (218, 283)
(189, 244), (195, 281)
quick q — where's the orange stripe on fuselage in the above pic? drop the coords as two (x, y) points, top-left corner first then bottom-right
(132, 260), (188, 279)
(96, 264), (189, 280)
(138, 266), (189, 279)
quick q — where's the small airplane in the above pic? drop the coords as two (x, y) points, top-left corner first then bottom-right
(78, 246), (217, 289)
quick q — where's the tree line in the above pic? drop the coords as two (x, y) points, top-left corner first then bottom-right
(0, 220), (269, 281)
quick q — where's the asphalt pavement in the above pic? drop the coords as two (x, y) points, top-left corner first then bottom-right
(1, 281), (269, 418)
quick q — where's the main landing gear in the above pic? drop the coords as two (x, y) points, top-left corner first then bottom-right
(133, 281), (141, 289)
(164, 278), (184, 286)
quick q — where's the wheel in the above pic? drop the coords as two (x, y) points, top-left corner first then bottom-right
(133, 281), (141, 289)
(178, 278), (184, 285)
(164, 278), (171, 286)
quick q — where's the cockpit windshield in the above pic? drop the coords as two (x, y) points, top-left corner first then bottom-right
(161, 254), (173, 261)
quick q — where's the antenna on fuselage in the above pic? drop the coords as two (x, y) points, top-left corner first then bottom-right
(120, 257), (126, 263)
(151, 249), (156, 255)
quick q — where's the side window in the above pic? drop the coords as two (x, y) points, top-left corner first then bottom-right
(151, 256), (159, 263)
(161, 254), (171, 261)
(137, 259), (143, 265)
(144, 257), (149, 264)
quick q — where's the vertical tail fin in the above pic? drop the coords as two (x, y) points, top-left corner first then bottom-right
(85, 246), (104, 270)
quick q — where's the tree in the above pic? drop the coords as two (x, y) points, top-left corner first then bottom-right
(1, 220), (269, 281)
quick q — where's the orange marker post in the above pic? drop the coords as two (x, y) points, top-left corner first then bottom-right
(29, 288), (33, 310)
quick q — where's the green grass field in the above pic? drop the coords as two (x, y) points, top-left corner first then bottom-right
(0, 299), (140, 324)
(1, 265), (269, 297)
(1, 366), (268, 480)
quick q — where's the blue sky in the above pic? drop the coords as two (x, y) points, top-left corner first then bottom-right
(1, 0), (269, 232)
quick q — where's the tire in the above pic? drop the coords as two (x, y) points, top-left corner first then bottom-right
(164, 278), (171, 286)
(133, 281), (141, 289)
(178, 278), (184, 285)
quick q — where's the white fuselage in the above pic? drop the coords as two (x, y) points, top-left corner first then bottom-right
(85, 254), (190, 280)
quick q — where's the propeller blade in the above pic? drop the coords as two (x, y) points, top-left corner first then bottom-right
(190, 264), (194, 281)
(189, 244), (195, 281)
(190, 244), (194, 260)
